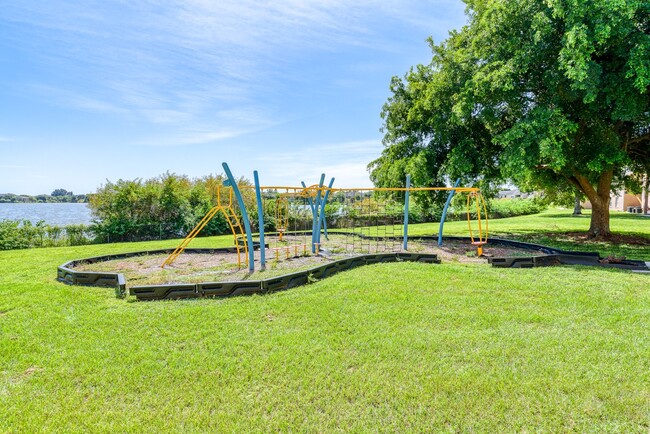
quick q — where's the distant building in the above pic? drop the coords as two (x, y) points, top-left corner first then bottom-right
(497, 188), (532, 199)
(584, 190), (648, 214)
(583, 175), (649, 214)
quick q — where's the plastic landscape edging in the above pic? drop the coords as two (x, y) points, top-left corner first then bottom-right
(129, 252), (441, 301)
(57, 235), (649, 301)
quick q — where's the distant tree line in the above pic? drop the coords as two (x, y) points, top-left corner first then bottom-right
(0, 189), (88, 203)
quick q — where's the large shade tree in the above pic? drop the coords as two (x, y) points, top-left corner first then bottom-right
(370, 0), (649, 237)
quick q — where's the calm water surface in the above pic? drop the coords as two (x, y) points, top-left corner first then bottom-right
(0, 203), (92, 226)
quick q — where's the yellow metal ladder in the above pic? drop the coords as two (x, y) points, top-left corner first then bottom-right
(221, 205), (248, 269)
(161, 186), (249, 268)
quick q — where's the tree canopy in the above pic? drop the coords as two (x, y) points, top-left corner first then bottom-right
(51, 188), (73, 197)
(370, 0), (650, 237)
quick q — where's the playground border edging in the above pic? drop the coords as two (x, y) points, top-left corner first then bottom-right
(57, 247), (240, 298)
(57, 236), (649, 300)
(129, 252), (442, 301)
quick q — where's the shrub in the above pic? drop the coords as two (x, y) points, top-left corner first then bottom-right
(65, 224), (92, 246)
(88, 172), (255, 243)
(0, 220), (30, 250)
(407, 197), (547, 223)
(0, 220), (94, 250)
(487, 198), (547, 219)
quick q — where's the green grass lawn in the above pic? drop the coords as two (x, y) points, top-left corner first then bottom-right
(1, 211), (649, 432)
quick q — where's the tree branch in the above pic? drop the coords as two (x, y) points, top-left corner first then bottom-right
(627, 132), (650, 146)
(567, 176), (582, 191)
(572, 173), (598, 203)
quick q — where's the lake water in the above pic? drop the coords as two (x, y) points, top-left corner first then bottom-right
(0, 203), (93, 226)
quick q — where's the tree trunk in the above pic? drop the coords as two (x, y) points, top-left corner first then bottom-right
(588, 199), (611, 238)
(569, 169), (613, 238)
(643, 173), (649, 215)
(572, 191), (582, 215)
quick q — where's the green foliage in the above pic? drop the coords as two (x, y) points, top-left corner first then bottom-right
(486, 198), (548, 219)
(0, 220), (30, 250)
(88, 172), (254, 242)
(409, 197), (547, 223)
(409, 200), (444, 223)
(372, 0), (650, 237)
(0, 220), (92, 250)
(64, 224), (92, 246)
(51, 188), (72, 197)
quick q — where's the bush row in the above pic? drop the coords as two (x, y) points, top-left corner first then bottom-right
(486, 197), (547, 219)
(89, 173), (254, 243)
(404, 197), (545, 223)
(0, 220), (93, 250)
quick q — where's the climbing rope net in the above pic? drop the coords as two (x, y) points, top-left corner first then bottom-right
(265, 190), (312, 262)
(333, 190), (404, 255)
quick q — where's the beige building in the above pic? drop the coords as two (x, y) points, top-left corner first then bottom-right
(583, 176), (649, 214)
(609, 191), (646, 213)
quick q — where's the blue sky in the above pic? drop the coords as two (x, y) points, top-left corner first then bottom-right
(0, 1), (466, 195)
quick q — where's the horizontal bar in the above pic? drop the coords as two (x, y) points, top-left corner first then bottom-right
(238, 185), (480, 193)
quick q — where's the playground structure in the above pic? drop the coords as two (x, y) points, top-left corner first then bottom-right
(57, 163), (650, 301)
(162, 183), (248, 268)
(467, 192), (489, 256)
(161, 163), (489, 272)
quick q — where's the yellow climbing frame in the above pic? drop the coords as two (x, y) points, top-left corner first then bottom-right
(275, 194), (289, 241)
(466, 192), (489, 256)
(161, 186), (248, 268)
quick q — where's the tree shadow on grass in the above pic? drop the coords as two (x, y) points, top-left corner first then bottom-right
(496, 232), (650, 261)
(540, 211), (649, 221)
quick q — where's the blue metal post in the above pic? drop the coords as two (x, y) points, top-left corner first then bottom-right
(222, 163), (255, 272)
(403, 175), (410, 250)
(322, 215), (329, 239)
(302, 180), (328, 237)
(253, 170), (265, 270)
(316, 177), (335, 246)
(311, 174), (325, 253)
(438, 178), (461, 246)
(301, 181), (316, 218)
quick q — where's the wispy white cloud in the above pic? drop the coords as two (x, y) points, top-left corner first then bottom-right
(254, 138), (382, 187)
(26, 83), (130, 116)
(134, 105), (280, 146)
(135, 129), (245, 147)
(2, 1), (464, 135)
